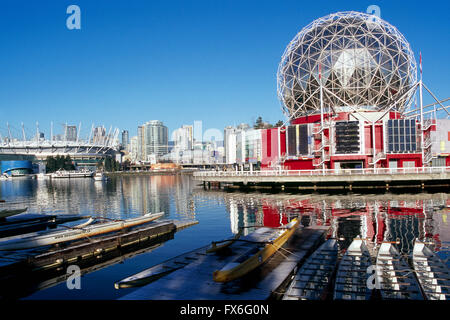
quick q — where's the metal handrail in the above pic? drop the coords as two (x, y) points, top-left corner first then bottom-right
(193, 166), (450, 177)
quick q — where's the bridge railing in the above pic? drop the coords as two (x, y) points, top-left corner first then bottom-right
(193, 166), (450, 178)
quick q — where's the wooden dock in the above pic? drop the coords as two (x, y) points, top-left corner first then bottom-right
(119, 225), (330, 300)
(0, 219), (197, 299)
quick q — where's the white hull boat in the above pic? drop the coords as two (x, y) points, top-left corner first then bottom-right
(413, 240), (450, 300)
(334, 238), (373, 300)
(51, 169), (94, 179)
(0, 212), (164, 250)
(283, 239), (339, 300)
(376, 242), (423, 300)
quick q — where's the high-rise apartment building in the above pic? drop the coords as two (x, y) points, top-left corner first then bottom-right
(65, 125), (77, 142)
(121, 130), (130, 149)
(137, 121), (168, 161)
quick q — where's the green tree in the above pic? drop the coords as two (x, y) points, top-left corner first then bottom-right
(46, 156), (56, 173)
(64, 155), (75, 170)
(274, 120), (284, 127)
(254, 116), (263, 129)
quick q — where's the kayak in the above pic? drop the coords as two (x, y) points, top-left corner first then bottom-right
(213, 218), (299, 282)
(0, 212), (164, 250)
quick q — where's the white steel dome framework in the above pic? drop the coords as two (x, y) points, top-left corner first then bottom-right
(277, 11), (418, 118)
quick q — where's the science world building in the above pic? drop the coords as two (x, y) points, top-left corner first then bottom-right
(257, 11), (450, 170)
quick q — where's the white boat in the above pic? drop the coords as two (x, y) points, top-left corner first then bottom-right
(93, 172), (106, 181)
(36, 173), (51, 180)
(376, 242), (423, 300)
(413, 240), (450, 300)
(0, 212), (164, 250)
(334, 238), (373, 300)
(283, 239), (339, 300)
(51, 169), (94, 179)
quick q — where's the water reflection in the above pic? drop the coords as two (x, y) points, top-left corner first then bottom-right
(1, 175), (448, 299)
(196, 189), (450, 258)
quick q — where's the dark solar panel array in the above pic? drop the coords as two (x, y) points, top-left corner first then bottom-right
(335, 121), (360, 154)
(387, 119), (417, 153)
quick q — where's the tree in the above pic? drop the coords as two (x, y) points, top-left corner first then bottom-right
(64, 155), (75, 170)
(254, 116), (263, 129)
(46, 156), (56, 173)
(274, 120), (284, 127)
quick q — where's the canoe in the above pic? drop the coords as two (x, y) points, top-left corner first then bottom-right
(413, 240), (450, 300)
(334, 238), (373, 300)
(115, 245), (210, 289)
(0, 208), (28, 219)
(283, 239), (339, 300)
(376, 242), (423, 300)
(0, 214), (89, 238)
(0, 212), (164, 250)
(213, 218), (299, 283)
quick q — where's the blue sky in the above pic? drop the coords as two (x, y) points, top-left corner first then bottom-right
(0, 0), (449, 139)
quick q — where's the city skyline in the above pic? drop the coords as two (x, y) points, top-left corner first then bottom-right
(0, 1), (449, 139)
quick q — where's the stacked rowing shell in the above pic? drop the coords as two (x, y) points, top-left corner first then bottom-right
(413, 240), (450, 300)
(376, 242), (424, 300)
(283, 239), (339, 300)
(334, 239), (373, 300)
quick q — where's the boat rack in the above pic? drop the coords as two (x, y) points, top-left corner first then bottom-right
(0, 219), (197, 299)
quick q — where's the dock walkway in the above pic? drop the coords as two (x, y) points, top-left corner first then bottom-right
(194, 167), (450, 191)
(120, 225), (329, 300)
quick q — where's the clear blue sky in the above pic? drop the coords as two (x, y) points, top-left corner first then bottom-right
(0, 0), (449, 139)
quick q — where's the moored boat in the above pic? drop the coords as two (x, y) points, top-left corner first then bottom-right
(51, 169), (94, 179)
(0, 214), (88, 238)
(334, 238), (373, 300)
(115, 244), (210, 289)
(413, 240), (450, 300)
(376, 242), (423, 300)
(212, 218), (299, 283)
(0, 212), (164, 250)
(283, 239), (339, 300)
(0, 207), (28, 220)
(93, 172), (106, 181)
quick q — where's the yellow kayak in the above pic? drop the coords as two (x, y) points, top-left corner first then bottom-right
(213, 218), (299, 282)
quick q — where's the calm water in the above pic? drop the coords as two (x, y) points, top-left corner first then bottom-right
(0, 174), (449, 300)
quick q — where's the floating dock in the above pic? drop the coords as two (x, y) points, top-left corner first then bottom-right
(119, 225), (330, 300)
(119, 225), (449, 300)
(0, 219), (197, 299)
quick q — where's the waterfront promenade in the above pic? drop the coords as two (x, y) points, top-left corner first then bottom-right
(193, 166), (450, 191)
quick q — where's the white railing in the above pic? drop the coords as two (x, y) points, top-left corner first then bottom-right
(423, 135), (433, 149)
(312, 122), (331, 135)
(369, 152), (386, 165)
(422, 119), (434, 131)
(314, 139), (330, 153)
(424, 150), (434, 164)
(193, 166), (450, 178)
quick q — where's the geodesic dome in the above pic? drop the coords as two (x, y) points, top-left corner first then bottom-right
(277, 11), (417, 118)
